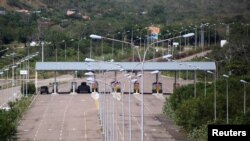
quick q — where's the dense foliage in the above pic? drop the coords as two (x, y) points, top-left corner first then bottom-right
(163, 78), (250, 140)
(20, 82), (36, 95)
(0, 96), (33, 140)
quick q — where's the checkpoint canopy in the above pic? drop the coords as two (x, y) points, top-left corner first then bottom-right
(35, 62), (216, 71)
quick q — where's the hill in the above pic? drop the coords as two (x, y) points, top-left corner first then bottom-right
(0, 0), (46, 10)
(1, 0), (250, 23)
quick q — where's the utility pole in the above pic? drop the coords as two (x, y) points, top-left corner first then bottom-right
(200, 25), (205, 55)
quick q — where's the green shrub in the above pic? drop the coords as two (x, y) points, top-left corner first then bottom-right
(163, 78), (250, 140)
(20, 82), (36, 95)
(0, 96), (33, 140)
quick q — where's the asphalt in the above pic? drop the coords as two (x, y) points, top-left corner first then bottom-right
(17, 93), (187, 141)
(17, 94), (102, 141)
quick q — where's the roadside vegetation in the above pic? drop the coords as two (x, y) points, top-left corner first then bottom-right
(164, 78), (250, 140)
(0, 96), (34, 140)
(163, 24), (250, 140)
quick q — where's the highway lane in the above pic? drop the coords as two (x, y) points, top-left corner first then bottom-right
(17, 94), (103, 141)
(0, 75), (75, 107)
(17, 93), (187, 141)
(94, 92), (186, 141)
(113, 94), (176, 141)
(15, 72), (189, 141)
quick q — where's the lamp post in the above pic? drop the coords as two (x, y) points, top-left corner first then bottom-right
(41, 41), (44, 62)
(27, 43), (30, 83)
(205, 57), (218, 80)
(4, 68), (9, 89)
(223, 74), (229, 124)
(204, 70), (207, 97)
(207, 70), (216, 121)
(128, 76), (138, 141)
(194, 66), (198, 97)
(0, 71), (3, 90)
(240, 80), (248, 114)
(78, 39), (80, 62)
(62, 40), (67, 61)
(90, 33), (194, 141)
(139, 32), (194, 141)
(85, 58), (118, 141)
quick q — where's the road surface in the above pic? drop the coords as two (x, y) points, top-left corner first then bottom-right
(17, 94), (102, 141)
(17, 93), (187, 141)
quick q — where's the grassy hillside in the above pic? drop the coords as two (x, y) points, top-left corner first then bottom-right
(1, 0), (250, 23)
(0, 0), (250, 69)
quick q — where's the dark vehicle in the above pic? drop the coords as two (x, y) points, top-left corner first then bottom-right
(77, 82), (90, 93)
(70, 82), (77, 92)
(40, 86), (49, 94)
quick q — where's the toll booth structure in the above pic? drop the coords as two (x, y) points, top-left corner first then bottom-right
(111, 81), (121, 93)
(91, 81), (99, 92)
(35, 62), (216, 94)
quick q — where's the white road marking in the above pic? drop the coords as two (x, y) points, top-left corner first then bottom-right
(59, 96), (73, 141)
(33, 96), (53, 141)
(84, 112), (87, 140)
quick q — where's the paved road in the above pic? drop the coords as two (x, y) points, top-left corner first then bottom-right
(178, 50), (211, 61)
(0, 75), (74, 107)
(17, 94), (103, 141)
(17, 93), (186, 141)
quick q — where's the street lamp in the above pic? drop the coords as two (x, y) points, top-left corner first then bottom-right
(90, 32), (194, 141)
(207, 70), (217, 121)
(205, 57), (218, 80)
(139, 32), (194, 141)
(62, 40), (67, 61)
(4, 68), (9, 89)
(41, 41), (44, 62)
(240, 80), (248, 114)
(90, 34), (141, 61)
(85, 58), (119, 141)
(128, 75), (138, 141)
(204, 70), (207, 97)
(85, 58), (95, 62)
(223, 74), (229, 124)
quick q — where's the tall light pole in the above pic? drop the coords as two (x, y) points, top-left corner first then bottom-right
(214, 24), (217, 46)
(204, 70), (207, 97)
(194, 67), (198, 97)
(27, 43), (30, 83)
(62, 40), (66, 61)
(41, 41), (44, 62)
(205, 57), (218, 80)
(200, 24), (204, 54)
(77, 39), (80, 62)
(207, 70), (216, 121)
(240, 80), (248, 114)
(4, 68), (9, 89)
(223, 74), (229, 124)
(139, 33), (194, 141)
(90, 33), (194, 141)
